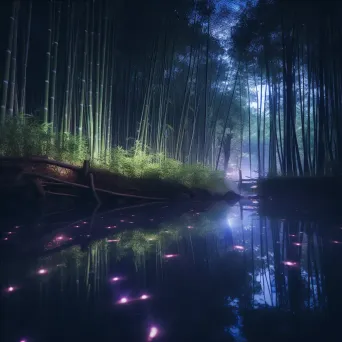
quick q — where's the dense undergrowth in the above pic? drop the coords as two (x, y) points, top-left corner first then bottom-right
(0, 119), (226, 191)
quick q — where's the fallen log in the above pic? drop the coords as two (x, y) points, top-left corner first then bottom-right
(22, 171), (168, 201)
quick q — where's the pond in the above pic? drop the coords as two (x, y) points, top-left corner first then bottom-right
(1, 200), (342, 342)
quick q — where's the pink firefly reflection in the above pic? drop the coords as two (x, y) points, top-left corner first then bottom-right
(148, 326), (159, 340)
(118, 297), (128, 304)
(293, 242), (302, 246)
(6, 286), (16, 293)
(37, 268), (48, 275)
(233, 245), (245, 250)
(283, 261), (298, 267)
(164, 254), (179, 259)
(140, 294), (149, 300)
(111, 277), (122, 283)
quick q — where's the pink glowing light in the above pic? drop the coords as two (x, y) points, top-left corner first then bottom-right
(20, 339), (27, 342)
(74, 225), (80, 228)
(83, 221), (88, 224)
(234, 245), (245, 250)
(289, 234), (296, 237)
(164, 254), (179, 259)
(6, 232), (13, 235)
(332, 240), (341, 244)
(111, 277), (121, 282)
(283, 261), (297, 267)
(37, 268), (48, 275)
(120, 220), (125, 223)
(293, 243), (302, 246)
(106, 225), (117, 229)
(119, 297), (128, 304)
(187, 225), (194, 229)
(56, 236), (64, 241)
(107, 239), (120, 243)
(4, 238), (8, 241)
(6, 286), (16, 293)
(140, 294), (149, 300)
(148, 327), (158, 340)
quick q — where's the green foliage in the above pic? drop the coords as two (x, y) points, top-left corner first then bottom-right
(0, 119), (226, 191)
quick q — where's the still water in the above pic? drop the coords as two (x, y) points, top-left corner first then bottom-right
(1, 200), (342, 342)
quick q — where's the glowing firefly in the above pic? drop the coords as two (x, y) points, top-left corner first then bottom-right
(234, 245), (245, 250)
(164, 254), (178, 259)
(140, 294), (149, 300)
(293, 243), (302, 246)
(107, 239), (120, 243)
(119, 297), (128, 304)
(187, 225), (193, 229)
(37, 268), (48, 275)
(74, 225), (80, 228)
(148, 327), (158, 340)
(289, 234), (296, 237)
(332, 240), (341, 244)
(5, 286), (16, 293)
(283, 261), (297, 267)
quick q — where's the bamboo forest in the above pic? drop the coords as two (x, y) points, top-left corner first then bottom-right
(1, 1), (342, 342)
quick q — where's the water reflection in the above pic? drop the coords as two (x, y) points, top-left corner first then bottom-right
(1, 200), (342, 341)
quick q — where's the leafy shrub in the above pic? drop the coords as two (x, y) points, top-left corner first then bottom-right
(0, 119), (226, 192)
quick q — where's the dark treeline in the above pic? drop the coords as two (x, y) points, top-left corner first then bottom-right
(0, 0), (341, 177)
(231, 0), (342, 176)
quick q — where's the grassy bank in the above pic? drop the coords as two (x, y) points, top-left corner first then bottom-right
(0, 120), (228, 196)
